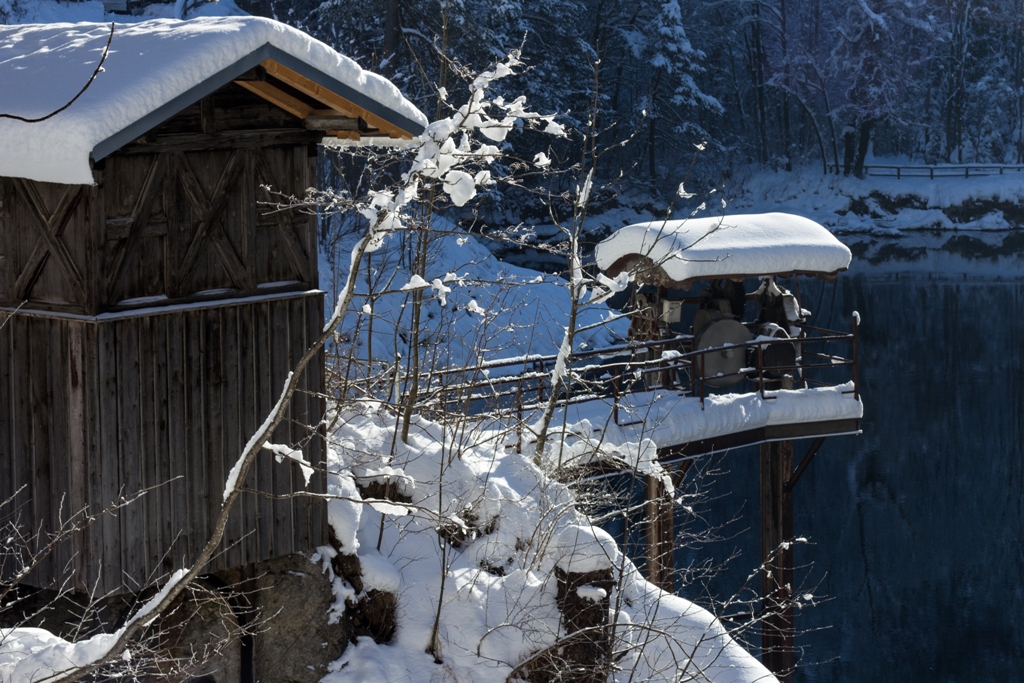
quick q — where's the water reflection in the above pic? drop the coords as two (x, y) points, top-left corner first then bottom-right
(665, 231), (1024, 682)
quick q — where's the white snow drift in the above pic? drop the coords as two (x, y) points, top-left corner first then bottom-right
(321, 406), (777, 683)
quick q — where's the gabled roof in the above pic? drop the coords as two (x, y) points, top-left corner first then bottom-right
(594, 212), (852, 286)
(0, 17), (429, 185)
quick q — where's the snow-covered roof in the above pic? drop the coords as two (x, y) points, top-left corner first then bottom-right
(594, 212), (852, 284)
(0, 18), (429, 185)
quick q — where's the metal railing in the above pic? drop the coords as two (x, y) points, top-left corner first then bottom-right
(409, 314), (860, 429)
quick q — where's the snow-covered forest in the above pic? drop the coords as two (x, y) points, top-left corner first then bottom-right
(4, 0), (1022, 199)
(267, 0), (1024, 184)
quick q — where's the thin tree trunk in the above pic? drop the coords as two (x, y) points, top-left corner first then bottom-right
(843, 125), (856, 176)
(853, 119), (873, 178)
(790, 91), (828, 174)
(750, 2), (769, 165)
(780, 0), (792, 170)
(1011, 0), (1019, 162)
(382, 0), (401, 77)
(648, 115), (657, 179)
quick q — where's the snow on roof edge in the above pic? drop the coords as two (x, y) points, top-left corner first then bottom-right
(0, 18), (429, 185)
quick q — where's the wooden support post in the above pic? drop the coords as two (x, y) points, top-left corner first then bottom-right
(645, 475), (671, 591)
(645, 461), (692, 592)
(760, 439), (794, 682)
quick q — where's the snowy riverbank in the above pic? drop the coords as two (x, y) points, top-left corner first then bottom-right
(717, 164), (1024, 235)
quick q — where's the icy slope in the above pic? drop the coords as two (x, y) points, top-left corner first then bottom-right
(321, 217), (629, 368)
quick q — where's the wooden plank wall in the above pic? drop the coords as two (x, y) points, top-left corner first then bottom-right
(0, 83), (326, 597)
(0, 292), (325, 595)
(1, 142), (317, 317)
(0, 178), (93, 314)
(0, 314), (87, 589)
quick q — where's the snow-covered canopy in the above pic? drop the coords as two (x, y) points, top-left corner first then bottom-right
(594, 213), (852, 285)
(0, 18), (429, 185)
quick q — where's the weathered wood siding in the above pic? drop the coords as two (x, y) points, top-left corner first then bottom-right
(0, 179), (96, 313)
(0, 293), (325, 595)
(99, 145), (316, 309)
(0, 85), (319, 316)
(0, 83), (329, 596)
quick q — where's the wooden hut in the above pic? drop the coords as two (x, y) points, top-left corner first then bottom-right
(0, 18), (426, 595)
(594, 213), (861, 682)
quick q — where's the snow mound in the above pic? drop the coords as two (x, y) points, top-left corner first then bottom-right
(555, 524), (620, 574)
(0, 17), (427, 184)
(322, 404), (777, 683)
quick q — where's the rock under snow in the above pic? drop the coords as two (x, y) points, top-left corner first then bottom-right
(555, 524), (621, 574)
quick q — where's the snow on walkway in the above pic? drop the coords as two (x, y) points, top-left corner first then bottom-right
(539, 383), (863, 472)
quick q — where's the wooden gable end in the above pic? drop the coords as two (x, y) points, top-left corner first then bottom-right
(102, 83), (324, 312)
(1, 83), (330, 315)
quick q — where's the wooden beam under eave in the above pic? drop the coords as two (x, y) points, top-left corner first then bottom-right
(233, 79), (314, 119)
(304, 115), (360, 131)
(260, 59), (413, 139)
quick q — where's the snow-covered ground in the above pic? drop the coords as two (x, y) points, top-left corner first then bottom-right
(717, 164), (1024, 235)
(321, 405), (777, 683)
(322, 215), (629, 370)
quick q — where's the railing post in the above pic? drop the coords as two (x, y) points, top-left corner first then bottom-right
(699, 352), (705, 409)
(852, 313), (860, 401)
(692, 352), (699, 405)
(613, 365), (620, 425)
(758, 343), (765, 400)
(897, 166), (901, 180)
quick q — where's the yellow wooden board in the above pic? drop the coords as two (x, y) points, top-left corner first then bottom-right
(261, 60), (413, 139)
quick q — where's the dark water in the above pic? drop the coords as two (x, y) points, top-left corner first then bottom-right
(667, 232), (1024, 682)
